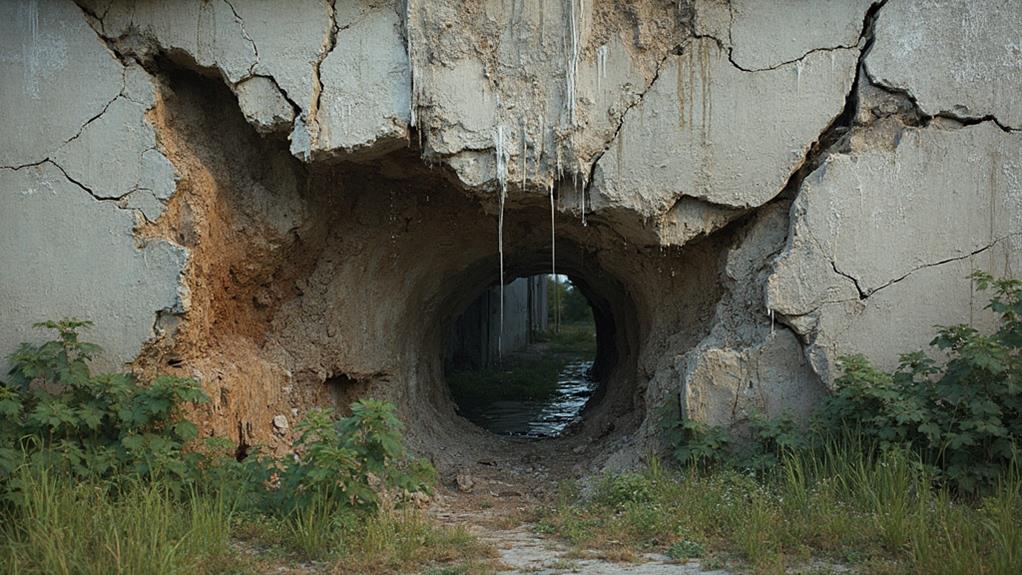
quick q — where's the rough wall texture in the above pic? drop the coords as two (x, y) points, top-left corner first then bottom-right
(1, 0), (1019, 469)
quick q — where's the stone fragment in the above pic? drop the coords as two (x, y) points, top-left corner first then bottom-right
(272, 414), (289, 432)
(456, 472), (475, 493)
(682, 329), (823, 426)
(235, 76), (295, 134)
(867, 0), (1022, 129)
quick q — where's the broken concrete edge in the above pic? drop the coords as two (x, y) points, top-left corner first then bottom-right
(0, 161), (189, 376)
(765, 119), (1022, 387)
(80, 0), (887, 218)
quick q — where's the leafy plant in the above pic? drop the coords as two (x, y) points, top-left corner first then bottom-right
(593, 472), (654, 508)
(667, 539), (705, 560)
(818, 272), (1022, 491)
(259, 400), (435, 514)
(734, 412), (808, 472)
(661, 406), (730, 468)
(0, 319), (209, 494)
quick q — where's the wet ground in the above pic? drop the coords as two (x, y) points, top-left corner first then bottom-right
(457, 360), (598, 438)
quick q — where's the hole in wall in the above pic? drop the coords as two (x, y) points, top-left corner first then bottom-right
(140, 56), (735, 470)
(326, 372), (372, 414)
(443, 274), (601, 438)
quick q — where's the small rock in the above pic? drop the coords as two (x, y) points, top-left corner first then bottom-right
(572, 444), (587, 454)
(409, 491), (431, 508)
(456, 473), (475, 493)
(272, 414), (289, 432)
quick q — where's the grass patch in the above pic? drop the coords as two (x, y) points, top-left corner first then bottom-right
(1, 467), (243, 575)
(0, 320), (495, 575)
(447, 355), (568, 404)
(537, 448), (1022, 575)
(536, 323), (598, 356)
(1, 466), (498, 575)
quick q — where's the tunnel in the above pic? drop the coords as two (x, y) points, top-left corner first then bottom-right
(138, 60), (748, 471)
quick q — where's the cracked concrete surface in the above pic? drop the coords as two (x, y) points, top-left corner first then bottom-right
(0, 0), (185, 374)
(867, 0), (1022, 130)
(768, 123), (1022, 383)
(0, 163), (186, 372)
(1, 0), (1021, 469)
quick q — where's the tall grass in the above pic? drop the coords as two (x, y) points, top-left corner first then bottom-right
(0, 466), (238, 575)
(539, 443), (1022, 574)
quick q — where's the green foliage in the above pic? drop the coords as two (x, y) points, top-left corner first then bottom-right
(257, 400), (436, 514)
(447, 355), (568, 404)
(0, 319), (209, 493)
(547, 277), (593, 324)
(665, 273), (1022, 492)
(540, 445), (1022, 574)
(593, 472), (654, 508)
(0, 467), (240, 575)
(661, 407), (730, 468)
(734, 412), (809, 472)
(667, 539), (705, 560)
(818, 271), (1022, 492)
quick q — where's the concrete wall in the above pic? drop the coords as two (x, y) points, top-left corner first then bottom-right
(445, 276), (549, 369)
(0, 0), (1020, 454)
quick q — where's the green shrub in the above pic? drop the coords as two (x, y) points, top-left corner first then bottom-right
(253, 400), (435, 514)
(0, 319), (209, 494)
(818, 272), (1022, 491)
(661, 409), (730, 468)
(666, 273), (1022, 492)
(593, 472), (654, 507)
(667, 539), (705, 560)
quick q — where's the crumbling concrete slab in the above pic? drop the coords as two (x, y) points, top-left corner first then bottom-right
(730, 0), (873, 70)
(299, 3), (411, 158)
(230, 0), (329, 115)
(100, 0), (257, 84)
(590, 39), (858, 216)
(0, 164), (187, 374)
(235, 76), (295, 134)
(867, 0), (1022, 129)
(53, 97), (176, 209)
(768, 123), (1022, 383)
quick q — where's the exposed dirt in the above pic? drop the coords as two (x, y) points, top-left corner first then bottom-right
(124, 57), (749, 473)
(429, 451), (734, 575)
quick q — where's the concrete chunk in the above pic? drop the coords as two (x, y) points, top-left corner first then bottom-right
(591, 39), (858, 215)
(867, 0), (1022, 128)
(768, 124), (1022, 383)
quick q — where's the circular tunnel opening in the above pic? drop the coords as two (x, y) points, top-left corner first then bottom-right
(442, 273), (609, 439)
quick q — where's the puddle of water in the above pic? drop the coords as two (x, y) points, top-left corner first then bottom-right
(460, 360), (597, 438)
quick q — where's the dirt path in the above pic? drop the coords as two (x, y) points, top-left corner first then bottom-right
(430, 455), (735, 575)
(434, 502), (729, 574)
